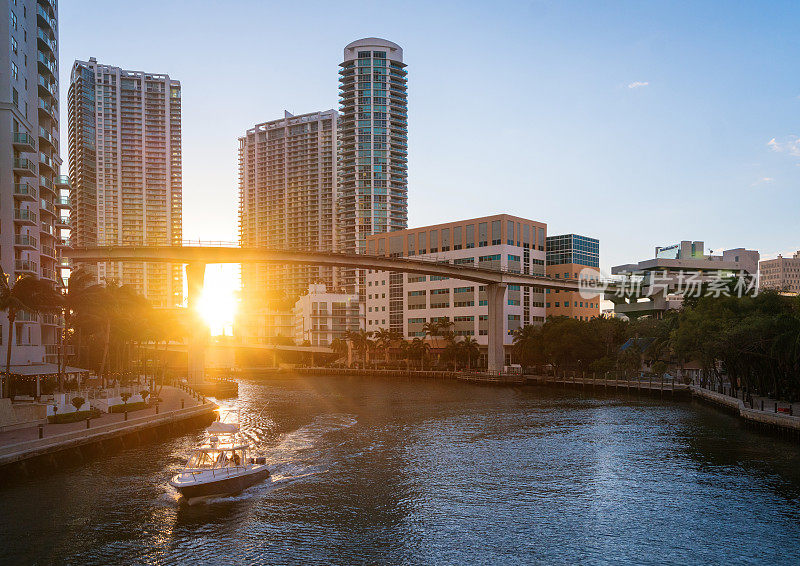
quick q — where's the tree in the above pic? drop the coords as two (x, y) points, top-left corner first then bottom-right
(71, 396), (85, 412)
(373, 328), (401, 364)
(58, 268), (103, 392)
(0, 273), (63, 397)
(345, 329), (373, 367)
(409, 337), (430, 369)
(460, 336), (480, 370)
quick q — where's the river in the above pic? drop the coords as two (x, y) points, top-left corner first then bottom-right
(1, 375), (799, 565)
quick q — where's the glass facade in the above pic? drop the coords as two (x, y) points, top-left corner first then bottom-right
(338, 39), (408, 293)
(546, 234), (599, 267)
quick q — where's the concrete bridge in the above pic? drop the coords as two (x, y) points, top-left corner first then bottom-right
(64, 245), (601, 375)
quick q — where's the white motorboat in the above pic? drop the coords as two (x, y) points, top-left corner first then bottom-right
(169, 408), (269, 503)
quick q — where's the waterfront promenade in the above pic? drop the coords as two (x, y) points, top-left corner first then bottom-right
(0, 386), (216, 470)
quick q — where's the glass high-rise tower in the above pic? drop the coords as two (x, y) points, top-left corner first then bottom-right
(338, 38), (408, 293)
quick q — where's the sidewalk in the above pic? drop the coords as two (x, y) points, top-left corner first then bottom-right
(0, 386), (201, 448)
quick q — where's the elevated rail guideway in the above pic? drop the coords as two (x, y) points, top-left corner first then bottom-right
(64, 245), (611, 376)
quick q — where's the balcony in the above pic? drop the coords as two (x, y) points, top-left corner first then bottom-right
(13, 183), (37, 201)
(38, 98), (57, 121)
(36, 51), (57, 78)
(38, 125), (57, 150)
(13, 158), (37, 177)
(40, 200), (56, 217)
(36, 4), (56, 33)
(12, 132), (36, 152)
(15, 259), (39, 274)
(38, 152), (55, 174)
(57, 237), (72, 248)
(56, 216), (70, 228)
(55, 196), (71, 209)
(14, 234), (38, 249)
(55, 175), (70, 187)
(36, 27), (56, 54)
(39, 176), (54, 194)
(14, 208), (38, 225)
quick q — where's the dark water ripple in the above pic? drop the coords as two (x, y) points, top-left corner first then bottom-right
(1, 376), (799, 565)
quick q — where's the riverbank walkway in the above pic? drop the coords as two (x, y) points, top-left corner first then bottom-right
(691, 385), (800, 436)
(0, 386), (216, 469)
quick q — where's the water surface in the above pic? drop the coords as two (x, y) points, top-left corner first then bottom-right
(1, 375), (799, 565)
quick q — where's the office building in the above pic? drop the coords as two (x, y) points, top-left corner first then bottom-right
(760, 250), (800, 294)
(1, 0), (68, 364)
(546, 234), (600, 321)
(607, 241), (760, 318)
(293, 284), (362, 346)
(68, 58), (182, 307)
(365, 214), (546, 364)
(338, 38), (408, 294)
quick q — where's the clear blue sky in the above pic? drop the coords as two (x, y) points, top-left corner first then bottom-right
(58, 0), (800, 272)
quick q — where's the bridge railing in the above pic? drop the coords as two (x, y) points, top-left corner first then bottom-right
(72, 242), (622, 288)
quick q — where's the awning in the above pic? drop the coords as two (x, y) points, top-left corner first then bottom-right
(5, 364), (90, 376)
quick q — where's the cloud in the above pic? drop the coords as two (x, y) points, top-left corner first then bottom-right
(750, 177), (774, 186)
(767, 135), (800, 157)
(627, 81), (649, 89)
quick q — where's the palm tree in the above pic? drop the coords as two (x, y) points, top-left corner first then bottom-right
(409, 337), (430, 370)
(330, 337), (348, 365)
(0, 273), (63, 397)
(423, 319), (453, 367)
(58, 268), (102, 392)
(345, 329), (373, 367)
(460, 336), (480, 370)
(373, 328), (401, 364)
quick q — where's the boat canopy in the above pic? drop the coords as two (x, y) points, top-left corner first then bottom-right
(206, 421), (239, 434)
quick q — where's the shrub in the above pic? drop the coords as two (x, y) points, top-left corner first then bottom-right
(48, 408), (102, 424)
(110, 401), (149, 413)
(71, 397), (85, 412)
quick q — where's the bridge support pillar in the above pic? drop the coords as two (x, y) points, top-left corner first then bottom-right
(186, 262), (208, 384)
(486, 283), (507, 374)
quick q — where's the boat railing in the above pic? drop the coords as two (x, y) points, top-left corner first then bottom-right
(176, 464), (252, 481)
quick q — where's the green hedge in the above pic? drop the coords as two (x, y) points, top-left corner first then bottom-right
(110, 401), (150, 413)
(48, 408), (102, 424)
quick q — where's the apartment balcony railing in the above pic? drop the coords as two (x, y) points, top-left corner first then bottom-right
(56, 217), (71, 227)
(15, 259), (39, 274)
(13, 183), (37, 201)
(14, 234), (38, 249)
(36, 51), (57, 77)
(36, 4), (56, 32)
(55, 174), (70, 187)
(36, 27), (56, 53)
(13, 158), (37, 177)
(39, 125), (57, 149)
(12, 132), (36, 152)
(14, 209), (37, 225)
(41, 245), (56, 258)
(55, 196), (71, 208)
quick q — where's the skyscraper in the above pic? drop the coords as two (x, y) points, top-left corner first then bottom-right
(1, 0), (68, 364)
(237, 110), (339, 343)
(68, 58), (182, 307)
(338, 38), (408, 294)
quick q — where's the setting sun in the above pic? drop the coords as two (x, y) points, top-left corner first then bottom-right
(195, 265), (239, 336)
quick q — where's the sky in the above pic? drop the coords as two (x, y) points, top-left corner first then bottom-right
(58, 0), (800, 289)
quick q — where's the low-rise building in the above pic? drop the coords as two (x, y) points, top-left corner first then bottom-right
(607, 240), (760, 318)
(365, 214), (547, 365)
(760, 250), (800, 294)
(293, 284), (362, 346)
(546, 234), (600, 321)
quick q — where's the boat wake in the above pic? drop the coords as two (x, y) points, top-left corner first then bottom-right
(173, 413), (356, 505)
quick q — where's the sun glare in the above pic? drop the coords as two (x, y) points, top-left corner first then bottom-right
(195, 265), (238, 336)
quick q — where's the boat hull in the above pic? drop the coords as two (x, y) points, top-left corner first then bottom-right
(171, 466), (270, 502)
